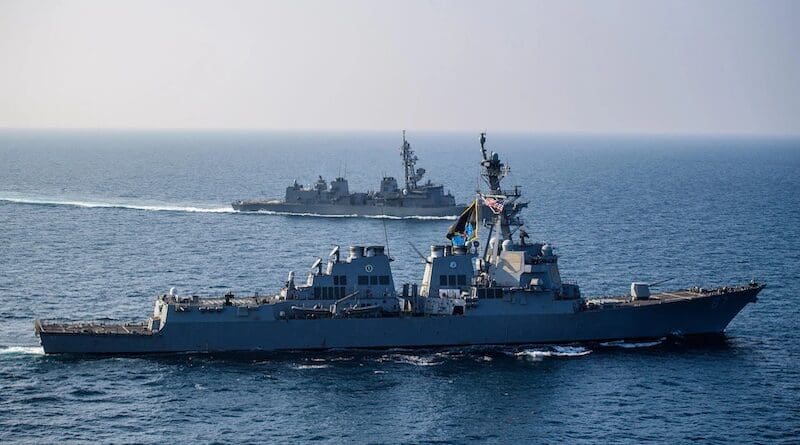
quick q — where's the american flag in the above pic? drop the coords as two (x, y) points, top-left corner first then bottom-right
(481, 195), (505, 214)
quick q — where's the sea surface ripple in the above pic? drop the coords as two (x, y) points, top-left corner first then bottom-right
(0, 131), (798, 444)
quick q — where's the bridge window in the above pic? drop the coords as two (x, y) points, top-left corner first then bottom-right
(458, 275), (467, 286)
(358, 276), (368, 285)
(476, 288), (503, 299)
(333, 276), (340, 285)
(439, 275), (448, 286)
(379, 275), (390, 285)
(314, 287), (321, 299)
(370, 275), (378, 285)
(448, 275), (457, 286)
(340, 276), (347, 286)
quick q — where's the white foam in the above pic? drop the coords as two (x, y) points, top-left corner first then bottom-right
(0, 346), (45, 355)
(0, 196), (233, 214)
(292, 364), (330, 370)
(515, 346), (592, 360)
(552, 345), (592, 356)
(599, 338), (665, 349)
(365, 214), (457, 221)
(252, 209), (357, 218)
(251, 209), (456, 220)
(390, 354), (443, 366)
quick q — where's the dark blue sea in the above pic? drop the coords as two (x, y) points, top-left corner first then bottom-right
(0, 131), (798, 444)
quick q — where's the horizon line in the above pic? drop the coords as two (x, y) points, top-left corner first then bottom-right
(1, 127), (799, 139)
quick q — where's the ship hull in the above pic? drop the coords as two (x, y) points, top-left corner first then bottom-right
(231, 201), (464, 217)
(37, 287), (759, 355)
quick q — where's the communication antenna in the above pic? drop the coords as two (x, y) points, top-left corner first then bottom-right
(648, 277), (674, 287)
(407, 241), (432, 264)
(382, 218), (392, 261)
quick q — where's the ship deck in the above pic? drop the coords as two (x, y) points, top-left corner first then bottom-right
(168, 296), (269, 307)
(585, 284), (763, 309)
(35, 320), (153, 336)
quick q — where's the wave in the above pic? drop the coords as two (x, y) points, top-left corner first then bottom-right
(513, 345), (592, 360)
(599, 338), (665, 349)
(0, 346), (45, 355)
(292, 364), (331, 370)
(0, 195), (234, 214)
(379, 353), (443, 366)
(249, 209), (457, 220)
(365, 214), (457, 221)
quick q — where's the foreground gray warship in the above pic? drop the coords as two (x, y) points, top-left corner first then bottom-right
(36, 134), (763, 354)
(232, 132), (464, 217)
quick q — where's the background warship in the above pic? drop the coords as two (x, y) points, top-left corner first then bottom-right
(232, 132), (464, 217)
(35, 134), (763, 354)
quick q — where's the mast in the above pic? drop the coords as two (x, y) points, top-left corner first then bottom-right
(400, 130), (422, 192)
(478, 133), (527, 261)
(479, 132), (504, 194)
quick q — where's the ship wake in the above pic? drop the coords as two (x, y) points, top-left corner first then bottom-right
(0, 346), (45, 356)
(511, 345), (592, 360)
(378, 352), (444, 366)
(598, 338), (665, 349)
(0, 195), (233, 214)
(248, 209), (457, 220)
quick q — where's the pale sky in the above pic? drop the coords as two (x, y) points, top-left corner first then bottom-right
(1, 0), (798, 135)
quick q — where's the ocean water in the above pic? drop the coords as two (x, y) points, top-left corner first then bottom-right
(0, 130), (798, 444)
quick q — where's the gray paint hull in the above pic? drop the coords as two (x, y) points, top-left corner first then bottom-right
(231, 202), (464, 217)
(38, 289), (757, 355)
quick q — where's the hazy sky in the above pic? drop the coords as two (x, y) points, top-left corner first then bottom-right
(1, 0), (798, 135)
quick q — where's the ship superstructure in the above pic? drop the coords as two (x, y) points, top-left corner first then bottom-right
(36, 134), (763, 354)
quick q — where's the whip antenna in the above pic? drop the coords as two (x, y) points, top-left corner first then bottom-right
(407, 241), (431, 264)
(382, 218), (392, 261)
